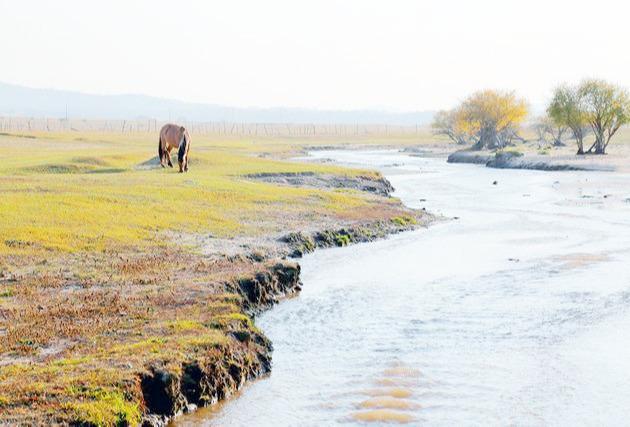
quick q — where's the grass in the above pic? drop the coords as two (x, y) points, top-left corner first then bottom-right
(64, 390), (141, 427)
(0, 130), (426, 425)
(0, 284), (255, 425)
(334, 233), (351, 246)
(391, 215), (417, 227)
(0, 132), (396, 254)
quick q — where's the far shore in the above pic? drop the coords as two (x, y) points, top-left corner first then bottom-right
(446, 149), (621, 172)
(418, 129), (630, 173)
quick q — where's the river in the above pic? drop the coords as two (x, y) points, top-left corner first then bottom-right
(178, 150), (630, 426)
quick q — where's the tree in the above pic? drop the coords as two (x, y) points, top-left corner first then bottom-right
(547, 85), (589, 154)
(578, 79), (630, 154)
(431, 109), (473, 145)
(548, 80), (630, 155)
(533, 115), (567, 147)
(445, 90), (528, 150)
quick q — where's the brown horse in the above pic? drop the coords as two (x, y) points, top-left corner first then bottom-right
(158, 124), (191, 172)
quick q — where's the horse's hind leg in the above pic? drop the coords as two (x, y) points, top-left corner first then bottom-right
(179, 153), (188, 172)
(166, 147), (174, 168)
(158, 138), (166, 167)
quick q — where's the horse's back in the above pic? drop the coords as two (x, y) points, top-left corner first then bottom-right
(160, 123), (186, 148)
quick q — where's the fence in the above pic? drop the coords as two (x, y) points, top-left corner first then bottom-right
(0, 116), (425, 137)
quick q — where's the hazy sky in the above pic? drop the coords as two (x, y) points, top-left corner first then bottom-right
(2, 0), (629, 111)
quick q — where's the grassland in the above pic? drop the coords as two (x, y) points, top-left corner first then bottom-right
(1, 133), (376, 253)
(0, 130), (432, 425)
(3, 124), (629, 424)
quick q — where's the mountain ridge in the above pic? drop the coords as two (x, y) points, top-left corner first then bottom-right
(0, 82), (434, 125)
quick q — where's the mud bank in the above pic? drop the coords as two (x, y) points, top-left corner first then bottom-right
(245, 171), (394, 197)
(281, 215), (420, 258)
(448, 149), (615, 171)
(141, 219), (429, 426)
(141, 261), (301, 426)
(446, 150), (494, 165)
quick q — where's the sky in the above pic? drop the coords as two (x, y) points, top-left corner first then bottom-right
(1, 0), (630, 112)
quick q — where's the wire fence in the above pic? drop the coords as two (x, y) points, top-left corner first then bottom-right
(0, 116), (425, 137)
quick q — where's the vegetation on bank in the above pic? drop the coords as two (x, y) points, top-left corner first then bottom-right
(432, 78), (630, 156)
(431, 90), (528, 150)
(0, 131), (426, 425)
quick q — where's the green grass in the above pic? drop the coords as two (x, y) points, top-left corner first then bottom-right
(0, 131), (391, 254)
(391, 214), (417, 226)
(64, 389), (141, 427)
(334, 233), (351, 246)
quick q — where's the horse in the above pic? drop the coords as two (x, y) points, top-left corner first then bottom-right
(158, 124), (191, 172)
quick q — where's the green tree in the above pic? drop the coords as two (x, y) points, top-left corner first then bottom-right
(578, 79), (630, 154)
(548, 80), (630, 155)
(547, 85), (588, 154)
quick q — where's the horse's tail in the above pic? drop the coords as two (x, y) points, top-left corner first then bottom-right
(178, 132), (188, 164)
(158, 136), (165, 166)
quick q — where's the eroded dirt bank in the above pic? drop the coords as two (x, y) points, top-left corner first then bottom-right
(244, 172), (395, 197)
(139, 214), (427, 426)
(139, 260), (301, 426)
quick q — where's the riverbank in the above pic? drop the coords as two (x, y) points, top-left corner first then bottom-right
(0, 131), (433, 425)
(444, 129), (630, 172)
(447, 149), (617, 171)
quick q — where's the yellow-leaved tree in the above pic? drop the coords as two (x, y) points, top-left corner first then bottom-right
(433, 90), (528, 150)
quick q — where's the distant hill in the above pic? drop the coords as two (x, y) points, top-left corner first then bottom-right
(0, 82), (434, 125)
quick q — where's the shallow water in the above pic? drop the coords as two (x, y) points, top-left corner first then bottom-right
(179, 150), (630, 426)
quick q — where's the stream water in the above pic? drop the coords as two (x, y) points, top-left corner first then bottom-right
(179, 150), (630, 426)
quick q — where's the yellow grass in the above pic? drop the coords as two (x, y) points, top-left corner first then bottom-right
(0, 131), (406, 254)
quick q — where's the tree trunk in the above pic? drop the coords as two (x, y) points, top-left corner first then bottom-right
(575, 137), (584, 155)
(594, 132), (606, 154)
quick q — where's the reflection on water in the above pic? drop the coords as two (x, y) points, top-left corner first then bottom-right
(350, 362), (422, 424)
(177, 151), (630, 426)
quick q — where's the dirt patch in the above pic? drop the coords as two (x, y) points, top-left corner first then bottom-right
(136, 155), (162, 170)
(244, 171), (395, 197)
